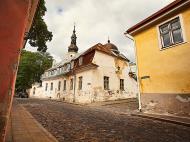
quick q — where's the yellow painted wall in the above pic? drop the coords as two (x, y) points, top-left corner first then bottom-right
(133, 7), (190, 94)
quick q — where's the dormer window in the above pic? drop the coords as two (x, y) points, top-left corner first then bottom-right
(71, 61), (74, 69)
(79, 57), (83, 66)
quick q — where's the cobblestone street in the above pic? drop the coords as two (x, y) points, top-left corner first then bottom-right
(18, 99), (190, 142)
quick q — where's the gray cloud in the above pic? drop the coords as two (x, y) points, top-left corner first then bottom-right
(26, 0), (174, 62)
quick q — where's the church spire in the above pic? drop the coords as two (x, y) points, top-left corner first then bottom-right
(68, 24), (78, 53)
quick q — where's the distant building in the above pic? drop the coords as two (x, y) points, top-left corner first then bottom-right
(29, 26), (138, 103)
(125, 0), (190, 115)
(129, 62), (137, 81)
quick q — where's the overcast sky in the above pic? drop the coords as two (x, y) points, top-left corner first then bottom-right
(26, 0), (174, 62)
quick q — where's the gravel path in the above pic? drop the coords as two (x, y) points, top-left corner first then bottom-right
(17, 99), (190, 142)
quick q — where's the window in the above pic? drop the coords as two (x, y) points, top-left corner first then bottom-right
(159, 17), (184, 49)
(45, 83), (48, 91)
(71, 61), (74, 69)
(63, 80), (66, 91)
(120, 79), (124, 91)
(66, 64), (70, 72)
(79, 57), (83, 66)
(58, 81), (61, 91)
(50, 82), (53, 90)
(33, 87), (36, 95)
(104, 76), (109, 90)
(78, 76), (83, 90)
(70, 79), (73, 90)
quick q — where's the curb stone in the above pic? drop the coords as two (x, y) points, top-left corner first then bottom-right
(132, 113), (190, 127)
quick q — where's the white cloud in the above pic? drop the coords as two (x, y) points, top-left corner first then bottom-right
(26, 0), (174, 62)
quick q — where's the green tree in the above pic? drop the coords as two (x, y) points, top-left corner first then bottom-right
(27, 0), (53, 52)
(16, 50), (53, 92)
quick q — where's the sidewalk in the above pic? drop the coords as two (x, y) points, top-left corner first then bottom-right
(132, 112), (190, 127)
(5, 100), (58, 142)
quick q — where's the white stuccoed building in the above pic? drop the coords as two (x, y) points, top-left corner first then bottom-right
(29, 26), (138, 104)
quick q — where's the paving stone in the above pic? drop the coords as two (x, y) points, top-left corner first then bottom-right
(17, 98), (190, 142)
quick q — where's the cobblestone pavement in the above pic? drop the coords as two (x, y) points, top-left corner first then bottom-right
(17, 99), (190, 142)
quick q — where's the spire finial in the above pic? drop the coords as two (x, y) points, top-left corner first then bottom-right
(73, 22), (76, 33)
(108, 36), (110, 43)
(68, 23), (78, 53)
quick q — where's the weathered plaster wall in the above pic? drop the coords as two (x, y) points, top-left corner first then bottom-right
(91, 51), (138, 102)
(68, 70), (93, 103)
(29, 84), (43, 98)
(42, 78), (63, 99)
(141, 93), (190, 117)
(32, 51), (138, 104)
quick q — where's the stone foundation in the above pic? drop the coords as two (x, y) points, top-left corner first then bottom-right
(141, 93), (190, 117)
(59, 91), (137, 104)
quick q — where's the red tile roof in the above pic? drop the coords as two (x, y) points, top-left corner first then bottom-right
(46, 43), (129, 73)
(78, 43), (129, 62)
(126, 0), (189, 34)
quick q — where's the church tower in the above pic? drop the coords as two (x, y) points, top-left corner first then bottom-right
(68, 25), (78, 57)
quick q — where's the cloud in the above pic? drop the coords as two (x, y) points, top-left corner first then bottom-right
(26, 0), (174, 62)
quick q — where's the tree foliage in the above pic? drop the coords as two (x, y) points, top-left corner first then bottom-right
(28, 0), (53, 52)
(16, 50), (53, 92)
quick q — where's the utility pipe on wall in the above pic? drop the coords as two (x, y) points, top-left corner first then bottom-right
(125, 34), (142, 111)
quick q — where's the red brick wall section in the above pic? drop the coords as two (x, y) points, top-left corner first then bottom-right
(0, 0), (34, 141)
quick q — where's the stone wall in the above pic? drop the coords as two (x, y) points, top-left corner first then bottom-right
(141, 93), (190, 117)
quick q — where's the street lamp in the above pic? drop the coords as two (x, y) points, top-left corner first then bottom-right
(125, 33), (142, 112)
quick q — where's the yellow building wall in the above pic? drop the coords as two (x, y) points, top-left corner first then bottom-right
(134, 7), (190, 94)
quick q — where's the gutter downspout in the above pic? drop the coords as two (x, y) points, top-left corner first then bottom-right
(73, 73), (76, 103)
(71, 63), (76, 103)
(125, 33), (142, 112)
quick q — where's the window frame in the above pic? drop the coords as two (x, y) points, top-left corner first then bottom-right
(58, 81), (61, 91)
(71, 61), (74, 69)
(33, 87), (36, 95)
(45, 83), (48, 91)
(120, 79), (124, 91)
(104, 76), (109, 90)
(79, 57), (83, 66)
(70, 78), (73, 90)
(78, 76), (83, 90)
(50, 82), (53, 91)
(63, 80), (66, 91)
(157, 15), (186, 50)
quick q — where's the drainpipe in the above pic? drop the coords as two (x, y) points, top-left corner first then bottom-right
(125, 33), (142, 112)
(70, 62), (76, 103)
(73, 73), (76, 103)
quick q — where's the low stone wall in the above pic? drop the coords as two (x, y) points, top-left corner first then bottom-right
(141, 93), (190, 117)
